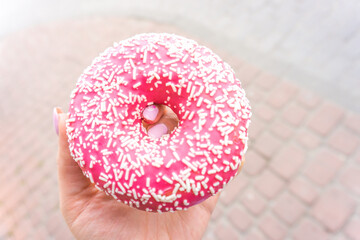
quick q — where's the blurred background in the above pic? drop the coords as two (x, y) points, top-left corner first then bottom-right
(0, 0), (359, 239)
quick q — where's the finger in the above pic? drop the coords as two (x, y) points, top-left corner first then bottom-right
(142, 104), (165, 125)
(200, 192), (220, 216)
(56, 109), (91, 199)
(146, 108), (179, 139)
(237, 157), (246, 174)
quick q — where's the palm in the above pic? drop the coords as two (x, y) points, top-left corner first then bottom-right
(63, 184), (218, 240)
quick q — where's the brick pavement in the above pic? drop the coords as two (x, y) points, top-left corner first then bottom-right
(0, 18), (359, 240)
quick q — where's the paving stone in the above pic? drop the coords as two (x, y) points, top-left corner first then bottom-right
(345, 217), (360, 240)
(253, 103), (276, 122)
(211, 204), (224, 221)
(202, 234), (216, 240)
(253, 170), (284, 199)
(236, 63), (261, 86)
(292, 218), (330, 240)
(29, 207), (47, 228)
(282, 102), (308, 126)
(273, 192), (306, 225)
(345, 112), (360, 134)
(339, 165), (360, 196)
(355, 151), (360, 164)
(266, 81), (298, 109)
(295, 128), (322, 149)
(246, 85), (268, 104)
(52, 225), (74, 240)
(0, 215), (16, 236)
(307, 102), (344, 136)
(334, 234), (351, 240)
(254, 131), (283, 159)
(227, 55), (246, 71)
(244, 230), (267, 240)
(289, 176), (318, 204)
(219, 174), (248, 205)
(296, 89), (321, 109)
(241, 188), (267, 216)
(258, 214), (287, 240)
(214, 222), (239, 240)
(228, 206), (253, 231)
(12, 219), (33, 240)
(312, 188), (356, 232)
(0, 224), (9, 239)
(253, 73), (280, 90)
(327, 127), (360, 155)
(270, 144), (305, 180)
(248, 117), (266, 141)
(244, 149), (266, 176)
(46, 212), (66, 236)
(30, 226), (49, 240)
(269, 119), (294, 140)
(304, 148), (343, 186)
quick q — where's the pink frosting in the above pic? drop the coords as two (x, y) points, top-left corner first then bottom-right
(67, 33), (251, 212)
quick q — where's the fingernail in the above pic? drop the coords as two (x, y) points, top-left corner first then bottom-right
(53, 107), (60, 136)
(143, 105), (158, 121)
(148, 123), (168, 139)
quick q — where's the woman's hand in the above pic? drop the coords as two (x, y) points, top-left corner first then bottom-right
(54, 105), (221, 240)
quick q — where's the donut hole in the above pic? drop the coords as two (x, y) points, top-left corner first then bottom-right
(142, 104), (180, 139)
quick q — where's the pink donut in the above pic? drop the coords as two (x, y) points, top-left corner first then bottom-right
(67, 33), (251, 212)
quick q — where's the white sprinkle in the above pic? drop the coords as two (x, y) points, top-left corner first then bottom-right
(181, 54), (188, 63)
(146, 177), (150, 187)
(129, 174), (135, 187)
(209, 186), (215, 195)
(101, 102), (106, 112)
(116, 182), (125, 193)
(173, 152), (180, 161)
(164, 58), (180, 65)
(132, 68), (137, 80)
(182, 159), (197, 171)
(117, 152), (124, 163)
(201, 181), (208, 189)
(215, 175), (223, 181)
(196, 97), (203, 107)
(108, 71), (115, 82)
(188, 111), (195, 121)
(162, 175), (173, 184)
(132, 189), (138, 200)
(195, 175), (205, 181)
(104, 181), (111, 188)
(135, 170), (142, 177)
(154, 72), (160, 80)
(125, 168), (130, 180)
(166, 160), (174, 168)
(143, 50), (147, 63)
(186, 81), (192, 93)
(190, 86), (196, 98)
(129, 59), (135, 68)
(133, 82), (141, 88)
(102, 156), (109, 165)
(211, 116), (220, 128)
(112, 182), (116, 195)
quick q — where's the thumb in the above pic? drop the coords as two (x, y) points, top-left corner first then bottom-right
(55, 107), (91, 199)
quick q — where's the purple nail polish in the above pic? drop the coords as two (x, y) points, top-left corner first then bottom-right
(143, 105), (159, 121)
(148, 123), (168, 139)
(53, 108), (59, 136)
